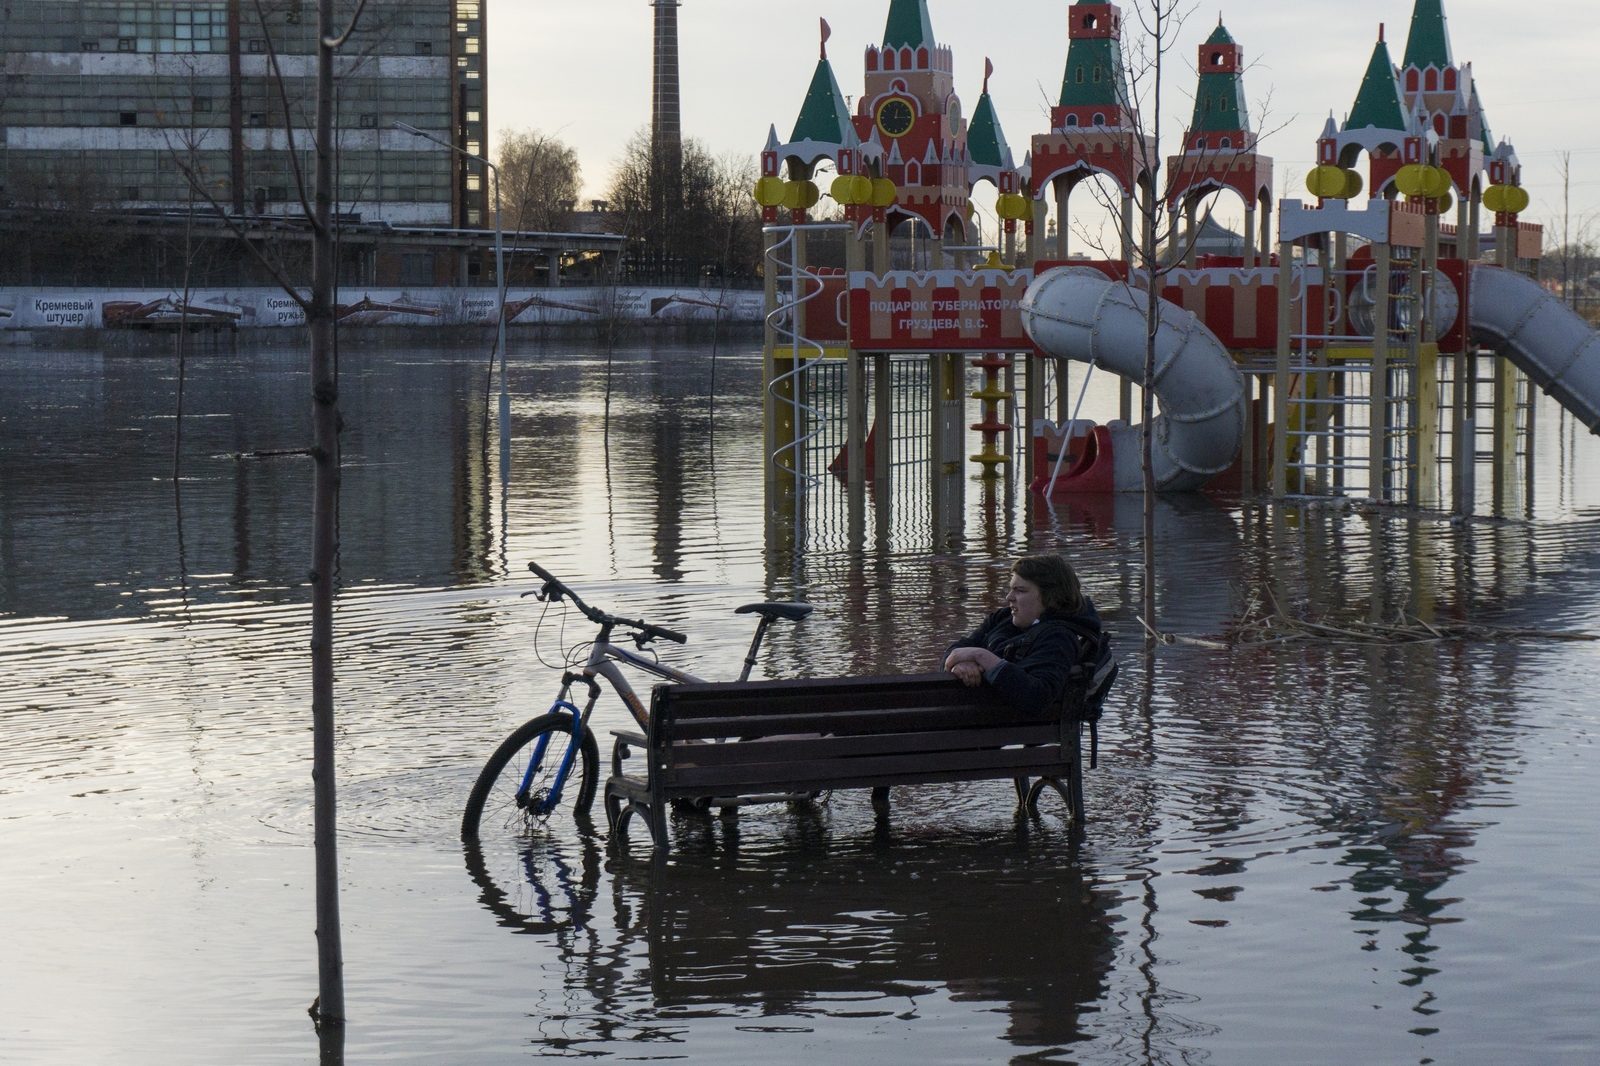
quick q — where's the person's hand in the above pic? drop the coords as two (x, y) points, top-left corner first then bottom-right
(944, 646), (1002, 673)
(950, 660), (983, 687)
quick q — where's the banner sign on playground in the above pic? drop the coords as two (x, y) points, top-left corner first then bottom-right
(0, 287), (764, 331)
(847, 269), (1034, 352)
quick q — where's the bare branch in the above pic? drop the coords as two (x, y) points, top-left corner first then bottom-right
(322, 0), (370, 49)
(253, 0), (321, 233)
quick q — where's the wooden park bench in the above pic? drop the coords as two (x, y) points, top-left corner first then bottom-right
(602, 672), (1090, 850)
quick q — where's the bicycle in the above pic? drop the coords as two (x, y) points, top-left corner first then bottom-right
(460, 560), (813, 843)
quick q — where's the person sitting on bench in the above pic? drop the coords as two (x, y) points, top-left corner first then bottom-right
(942, 553), (1102, 709)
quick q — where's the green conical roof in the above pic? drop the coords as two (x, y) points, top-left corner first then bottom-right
(1059, 36), (1126, 108)
(1190, 23), (1249, 132)
(1401, 0), (1453, 71)
(790, 58), (854, 145)
(1344, 37), (1407, 131)
(882, 0), (935, 49)
(967, 92), (1010, 168)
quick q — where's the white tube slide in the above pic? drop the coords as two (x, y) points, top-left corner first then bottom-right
(1020, 267), (1247, 491)
(1470, 264), (1600, 434)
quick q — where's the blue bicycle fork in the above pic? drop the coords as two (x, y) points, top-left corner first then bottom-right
(518, 700), (585, 815)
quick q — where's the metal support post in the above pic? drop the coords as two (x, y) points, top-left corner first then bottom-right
(1273, 239), (1292, 496)
(1371, 241), (1391, 500)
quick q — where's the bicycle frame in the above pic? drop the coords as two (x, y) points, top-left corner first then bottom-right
(518, 624), (703, 816)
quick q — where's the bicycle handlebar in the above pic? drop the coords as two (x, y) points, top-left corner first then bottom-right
(527, 561), (688, 644)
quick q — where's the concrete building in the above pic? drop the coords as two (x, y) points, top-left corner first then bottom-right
(0, 0), (487, 226)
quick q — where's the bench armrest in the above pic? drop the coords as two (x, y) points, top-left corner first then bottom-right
(610, 730), (649, 748)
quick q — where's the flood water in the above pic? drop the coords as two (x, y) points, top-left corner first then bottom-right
(3, 338), (1598, 1065)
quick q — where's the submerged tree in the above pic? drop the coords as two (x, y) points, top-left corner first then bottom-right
(605, 127), (763, 283)
(497, 129), (582, 232)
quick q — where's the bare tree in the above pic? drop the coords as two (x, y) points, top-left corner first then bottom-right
(1055, 0), (1281, 635)
(168, 0), (370, 1033)
(497, 128), (581, 233)
(607, 127), (763, 283)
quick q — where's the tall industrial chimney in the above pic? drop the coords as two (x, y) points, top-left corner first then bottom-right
(651, 0), (683, 180)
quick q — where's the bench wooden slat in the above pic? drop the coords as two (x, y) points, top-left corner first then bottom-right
(664, 744), (1069, 792)
(666, 723), (1061, 766)
(660, 760), (1073, 800)
(646, 673), (1002, 717)
(668, 704), (1052, 741)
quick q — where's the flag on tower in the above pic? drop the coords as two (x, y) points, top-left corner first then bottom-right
(820, 18), (831, 60)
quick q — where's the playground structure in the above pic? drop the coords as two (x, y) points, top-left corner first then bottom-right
(757, 0), (1600, 549)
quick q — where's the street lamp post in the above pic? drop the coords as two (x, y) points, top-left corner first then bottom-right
(394, 121), (509, 468)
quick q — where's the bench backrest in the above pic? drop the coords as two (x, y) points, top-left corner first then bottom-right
(645, 673), (1079, 798)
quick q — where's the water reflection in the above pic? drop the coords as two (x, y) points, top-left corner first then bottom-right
(467, 815), (1116, 1060)
(2, 342), (1598, 1063)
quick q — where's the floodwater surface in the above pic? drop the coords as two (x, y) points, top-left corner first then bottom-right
(2, 340), (1598, 1065)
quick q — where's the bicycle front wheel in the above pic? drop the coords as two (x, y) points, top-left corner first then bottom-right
(461, 712), (600, 842)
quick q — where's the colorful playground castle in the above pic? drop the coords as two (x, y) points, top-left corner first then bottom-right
(756, 0), (1600, 547)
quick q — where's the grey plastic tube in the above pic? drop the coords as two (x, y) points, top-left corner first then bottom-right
(1470, 263), (1600, 434)
(1020, 266), (1247, 491)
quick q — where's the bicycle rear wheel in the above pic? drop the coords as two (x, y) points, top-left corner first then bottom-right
(461, 712), (599, 842)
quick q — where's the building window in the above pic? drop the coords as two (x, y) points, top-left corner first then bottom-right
(1092, 65), (1102, 83)
(268, 186), (288, 201)
(457, 2), (481, 16)
(467, 209), (482, 226)
(1075, 66), (1084, 84)
(415, 41), (432, 55)
(1065, 114), (1079, 127)
(120, 111), (138, 125)
(249, 112), (265, 126)
(249, 39), (265, 53)
(466, 175), (481, 191)
(1219, 137), (1231, 149)
(465, 110), (480, 123)
(466, 141), (481, 156)
(465, 70), (480, 80)
(359, 114), (377, 127)
(1092, 112), (1104, 126)
(464, 37), (480, 55)
(193, 96), (211, 112)
(1195, 137), (1206, 151)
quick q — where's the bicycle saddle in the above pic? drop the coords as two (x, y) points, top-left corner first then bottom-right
(734, 602), (814, 622)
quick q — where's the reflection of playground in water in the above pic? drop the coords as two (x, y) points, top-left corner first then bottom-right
(465, 813), (1116, 1056)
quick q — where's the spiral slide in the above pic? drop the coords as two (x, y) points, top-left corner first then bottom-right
(1470, 264), (1600, 434)
(1019, 267), (1248, 492)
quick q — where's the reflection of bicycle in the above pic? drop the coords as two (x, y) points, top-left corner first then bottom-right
(460, 561), (812, 844)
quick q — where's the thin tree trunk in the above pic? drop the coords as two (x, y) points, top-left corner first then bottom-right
(1140, 4), (1165, 639)
(308, 0), (345, 1028)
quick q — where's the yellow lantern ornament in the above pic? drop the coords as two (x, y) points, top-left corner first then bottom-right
(1422, 166), (1453, 200)
(1394, 164), (1430, 197)
(753, 176), (787, 208)
(869, 177), (898, 208)
(1341, 168), (1364, 200)
(1305, 165), (1348, 199)
(781, 180), (820, 211)
(1484, 184), (1530, 215)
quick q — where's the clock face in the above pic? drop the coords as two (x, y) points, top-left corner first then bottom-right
(876, 98), (915, 138)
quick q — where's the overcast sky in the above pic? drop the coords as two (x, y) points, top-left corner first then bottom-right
(493, 0), (1600, 242)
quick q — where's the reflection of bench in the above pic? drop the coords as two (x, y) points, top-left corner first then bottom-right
(603, 673), (1087, 850)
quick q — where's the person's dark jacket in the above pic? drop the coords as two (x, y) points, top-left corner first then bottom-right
(946, 598), (1102, 712)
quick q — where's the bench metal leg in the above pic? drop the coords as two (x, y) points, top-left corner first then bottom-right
(870, 786), (890, 817)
